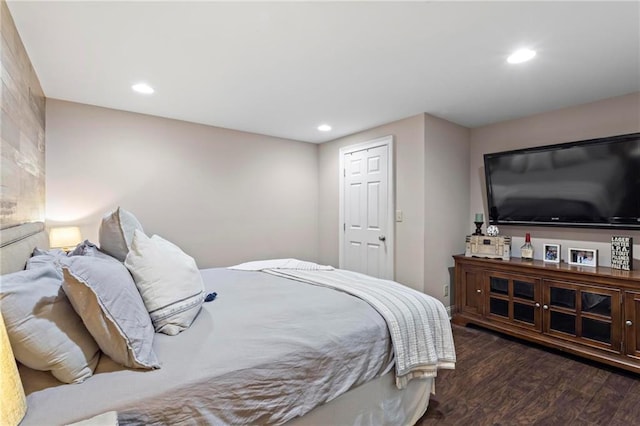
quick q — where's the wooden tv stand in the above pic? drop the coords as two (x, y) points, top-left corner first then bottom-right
(453, 254), (640, 374)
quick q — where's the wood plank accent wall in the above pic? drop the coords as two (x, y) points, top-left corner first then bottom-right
(0, 0), (46, 229)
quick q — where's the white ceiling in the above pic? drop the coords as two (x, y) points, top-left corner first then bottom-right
(7, 1), (640, 143)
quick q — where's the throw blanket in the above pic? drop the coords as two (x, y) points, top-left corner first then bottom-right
(229, 259), (456, 389)
(229, 258), (334, 271)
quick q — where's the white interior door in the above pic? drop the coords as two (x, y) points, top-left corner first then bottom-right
(339, 136), (394, 279)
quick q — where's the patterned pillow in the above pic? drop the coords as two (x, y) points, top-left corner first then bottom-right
(125, 230), (204, 335)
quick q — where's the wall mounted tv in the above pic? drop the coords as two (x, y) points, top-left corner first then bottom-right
(484, 132), (640, 230)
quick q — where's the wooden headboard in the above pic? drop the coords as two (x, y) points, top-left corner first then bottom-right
(0, 222), (49, 274)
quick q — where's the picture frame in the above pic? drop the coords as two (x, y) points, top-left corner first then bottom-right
(568, 248), (597, 267)
(543, 244), (560, 263)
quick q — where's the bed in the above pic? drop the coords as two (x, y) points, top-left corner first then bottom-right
(0, 221), (455, 426)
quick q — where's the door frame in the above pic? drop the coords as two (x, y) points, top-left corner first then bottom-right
(338, 135), (395, 279)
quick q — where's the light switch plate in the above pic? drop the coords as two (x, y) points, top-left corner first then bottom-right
(395, 210), (403, 222)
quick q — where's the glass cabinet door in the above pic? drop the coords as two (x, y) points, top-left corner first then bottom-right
(581, 292), (612, 344)
(513, 280), (536, 324)
(485, 272), (541, 331)
(488, 277), (509, 318)
(544, 280), (621, 352)
(548, 287), (577, 335)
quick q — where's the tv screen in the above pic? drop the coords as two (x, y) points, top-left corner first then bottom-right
(484, 132), (640, 229)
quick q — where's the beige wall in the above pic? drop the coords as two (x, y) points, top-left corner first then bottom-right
(470, 92), (640, 267)
(319, 114), (426, 290)
(318, 113), (470, 301)
(0, 0), (45, 229)
(424, 115), (469, 306)
(45, 99), (319, 269)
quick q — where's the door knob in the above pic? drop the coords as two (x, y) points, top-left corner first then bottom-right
(379, 235), (386, 241)
(626, 320), (633, 326)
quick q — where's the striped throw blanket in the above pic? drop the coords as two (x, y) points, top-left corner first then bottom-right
(261, 267), (456, 389)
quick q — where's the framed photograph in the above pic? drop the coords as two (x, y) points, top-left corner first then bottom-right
(568, 248), (597, 267)
(543, 244), (560, 263)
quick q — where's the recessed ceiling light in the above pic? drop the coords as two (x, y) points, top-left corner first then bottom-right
(507, 49), (536, 64)
(317, 124), (332, 132)
(132, 83), (154, 94)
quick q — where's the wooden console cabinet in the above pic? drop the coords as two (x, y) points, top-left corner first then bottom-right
(453, 255), (640, 373)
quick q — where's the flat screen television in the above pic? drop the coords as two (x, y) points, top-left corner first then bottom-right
(484, 132), (640, 230)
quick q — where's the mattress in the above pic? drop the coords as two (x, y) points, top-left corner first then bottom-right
(19, 268), (398, 425)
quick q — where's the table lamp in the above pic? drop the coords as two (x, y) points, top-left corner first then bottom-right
(49, 226), (82, 251)
(0, 314), (27, 425)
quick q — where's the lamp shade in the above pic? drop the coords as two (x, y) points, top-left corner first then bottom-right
(49, 226), (82, 250)
(0, 314), (27, 426)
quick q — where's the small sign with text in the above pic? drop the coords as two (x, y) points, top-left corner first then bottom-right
(611, 236), (633, 271)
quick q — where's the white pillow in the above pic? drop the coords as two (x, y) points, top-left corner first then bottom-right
(124, 230), (205, 335)
(99, 207), (145, 262)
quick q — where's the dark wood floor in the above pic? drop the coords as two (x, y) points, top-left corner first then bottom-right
(416, 324), (640, 426)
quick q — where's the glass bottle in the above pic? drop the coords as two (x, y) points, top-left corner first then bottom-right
(521, 233), (534, 260)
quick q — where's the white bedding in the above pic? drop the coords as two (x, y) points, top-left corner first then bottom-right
(4, 224), (454, 425)
(264, 268), (456, 388)
(229, 258), (334, 271)
(230, 259), (456, 389)
(20, 268), (396, 425)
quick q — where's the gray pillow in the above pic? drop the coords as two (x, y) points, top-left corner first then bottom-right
(26, 247), (68, 272)
(99, 207), (145, 262)
(27, 241), (113, 274)
(0, 265), (100, 383)
(61, 256), (160, 369)
(69, 240), (114, 261)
